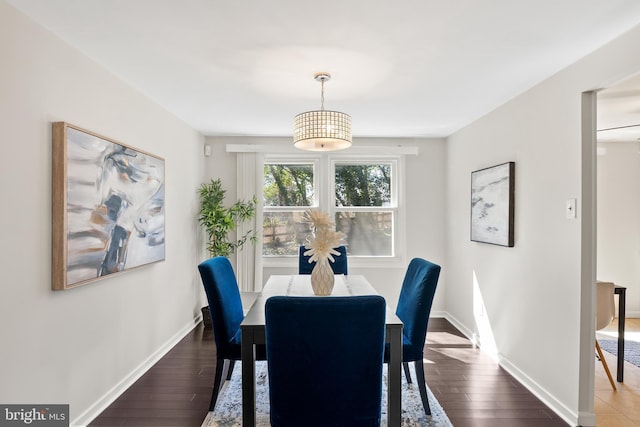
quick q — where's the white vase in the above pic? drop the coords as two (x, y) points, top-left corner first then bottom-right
(310, 256), (334, 296)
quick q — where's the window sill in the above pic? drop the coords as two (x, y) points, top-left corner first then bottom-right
(262, 256), (406, 270)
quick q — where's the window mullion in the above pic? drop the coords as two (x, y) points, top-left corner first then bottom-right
(318, 156), (332, 213)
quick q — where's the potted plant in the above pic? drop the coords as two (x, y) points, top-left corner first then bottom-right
(198, 178), (257, 326)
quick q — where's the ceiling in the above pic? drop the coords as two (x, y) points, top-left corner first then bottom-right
(6, 0), (640, 139)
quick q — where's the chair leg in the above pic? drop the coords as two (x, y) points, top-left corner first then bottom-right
(209, 357), (226, 411)
(403, 361), (412, 384)
(414, 360), (431, 415)
(595, 340), (617, 391)
(226, 359), (236, 380)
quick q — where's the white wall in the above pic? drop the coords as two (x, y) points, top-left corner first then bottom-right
(0, 2), (206, 424)
(203, 136), (448, 313)
(598, 141), (640, 316)
(445, 22), (640, 426)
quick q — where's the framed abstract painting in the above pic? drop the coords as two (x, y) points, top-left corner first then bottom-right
(52, 122), (165, 290)
(470, 162), (515, 247)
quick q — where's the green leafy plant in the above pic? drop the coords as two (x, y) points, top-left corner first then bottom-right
(198, 178), (257, 257)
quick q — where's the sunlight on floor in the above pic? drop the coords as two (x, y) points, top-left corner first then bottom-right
(426, 331), (470, 346)
(428, 347), (500, 364)
(424, 332), (476, 364)
(598, 328), (640, 343)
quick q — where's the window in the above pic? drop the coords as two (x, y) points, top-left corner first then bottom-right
(334, 162), (395, 256)
(263, 162), (316, 256)
(263, 156), (401, 260)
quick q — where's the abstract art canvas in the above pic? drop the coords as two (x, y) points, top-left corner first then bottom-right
(52, 122), (165, 290)
(470, 162), (515, 247)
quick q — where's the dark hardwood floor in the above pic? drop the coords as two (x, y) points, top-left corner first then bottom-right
(424, 318), (568, 427)
(89, 324), (215, 427)
(90, 318), (569, 427)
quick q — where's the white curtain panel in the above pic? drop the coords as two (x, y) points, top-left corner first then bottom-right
(236, 152), (264, 292)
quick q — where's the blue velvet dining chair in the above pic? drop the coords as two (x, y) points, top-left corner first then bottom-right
(298, 244), (348, 275)
(265, 295), (386, 427)
(385, 257), (441, 415)
(197, 256), (265, 411)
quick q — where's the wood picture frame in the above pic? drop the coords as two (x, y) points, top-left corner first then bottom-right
(470, 161), (515, 247)
(52, 122), (165, 290)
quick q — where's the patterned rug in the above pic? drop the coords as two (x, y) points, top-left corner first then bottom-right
(201, 361), (453, 427)
(598, 339), (640, 368)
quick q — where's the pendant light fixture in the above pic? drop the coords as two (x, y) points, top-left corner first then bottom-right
(293, 72), (352, 151)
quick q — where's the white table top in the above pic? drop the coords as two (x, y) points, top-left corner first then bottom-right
(260, 274), (379, 297)
(243, 274), (401, 327)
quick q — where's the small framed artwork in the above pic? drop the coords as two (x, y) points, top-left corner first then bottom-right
(52, 122), (165, 290)
(471, 162), (515, 247)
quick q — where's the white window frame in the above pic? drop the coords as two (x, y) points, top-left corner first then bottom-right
(262, 153), (406, 269)
(263, 158), (320, 208)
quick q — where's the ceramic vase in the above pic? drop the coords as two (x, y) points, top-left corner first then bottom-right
(310, 256), (334, 296)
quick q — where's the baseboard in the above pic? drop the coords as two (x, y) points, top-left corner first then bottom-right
(442, 312), (479, 346)
(498, 355), (579, 426)
(71, 316), (202, 427)
(440, 311), (582, 426)
(429, 310), (448, 318)
(577, 411), (597, 426)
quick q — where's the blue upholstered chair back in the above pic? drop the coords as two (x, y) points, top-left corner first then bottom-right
(197, 257), (244, 358)
(298, 245), (348, 275)
(265, 295), (386, 427)
(396, 258), (441, 361)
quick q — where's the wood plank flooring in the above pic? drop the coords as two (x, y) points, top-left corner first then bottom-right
(595, 318), (640, 426)
(89, 325), (215, 426)
(90, 318), (569, 426)
(423, 318), (568, 427)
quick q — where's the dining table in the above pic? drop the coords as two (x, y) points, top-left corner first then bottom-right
(614, 284), (626, 382)
(240, 274), (404, 427)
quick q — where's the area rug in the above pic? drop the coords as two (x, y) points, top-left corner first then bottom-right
(201, 361), (453, 427)
(598, 339), (640, 368)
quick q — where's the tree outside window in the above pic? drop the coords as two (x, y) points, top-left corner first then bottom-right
(263, 158), (396, 258)
(263, 163), (314, 256)
(334, 163), (393, 256)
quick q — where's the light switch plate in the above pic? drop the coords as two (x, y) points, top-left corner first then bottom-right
(566, 198), (577, 219)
